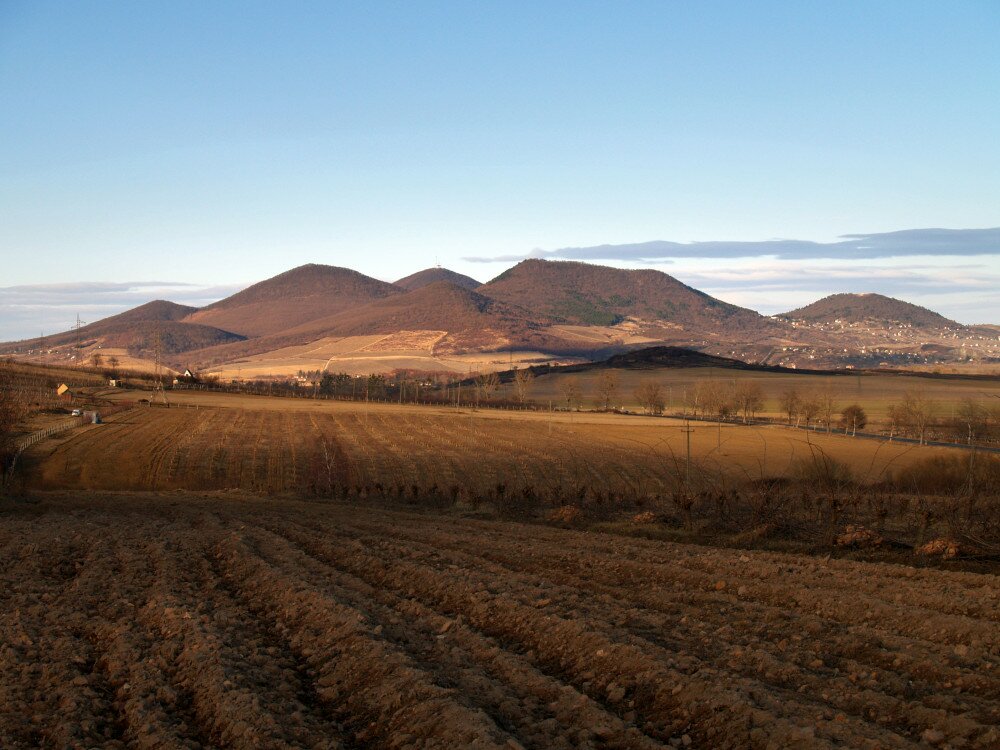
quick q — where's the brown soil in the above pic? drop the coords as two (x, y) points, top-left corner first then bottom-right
(23, 397), (947, 495)
(1, 493), (998, 749)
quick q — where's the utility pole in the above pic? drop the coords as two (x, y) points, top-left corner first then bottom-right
(151, 328), (168, 406)
(681, 420), (694, 488)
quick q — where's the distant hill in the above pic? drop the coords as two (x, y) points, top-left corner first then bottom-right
(779, 293), (961, 328)
(479, 259), (774, 333)
(184, 263), (401, 336)
(0, 300), (244, 356)
(208, 281), (560, 357)
(6, 260), (993, 375)
(563, 346), (790, 374)
(395, 267), (481, 292)
(181, 280), (587, 368)
(110, 299), (197, 323)
(600, 346), (764, 369)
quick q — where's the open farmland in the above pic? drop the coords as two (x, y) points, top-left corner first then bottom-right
(23, 392), (951, 495)
(529, 367), (1000, 423)
(1, 493), (998, 749)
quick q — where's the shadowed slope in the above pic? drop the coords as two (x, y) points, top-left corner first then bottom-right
(184, 264), (402, 337)
(0, 300), (245, 355)
(480, 259), (776, 333)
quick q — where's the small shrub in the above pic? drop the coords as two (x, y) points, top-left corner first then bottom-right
(835, 525), (883, 548)
(915, 538), (962, 559)
(547, 505), (581, 525)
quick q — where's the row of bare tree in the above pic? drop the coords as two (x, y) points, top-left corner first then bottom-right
(550, 370), (999, 446)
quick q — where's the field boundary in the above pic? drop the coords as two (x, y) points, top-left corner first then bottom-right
(3, 403), (140, 487)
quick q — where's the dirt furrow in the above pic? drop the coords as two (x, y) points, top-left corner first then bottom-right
(215, 528), (514, 749)
(138, 521), (344, 749)
(340, 516), (1000, 690)
(325, 515), (1000, 741)
(258, 513), (868, 748)
(243, 519), (666, 750)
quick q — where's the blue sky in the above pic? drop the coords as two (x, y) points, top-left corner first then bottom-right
(1, 1), (998, 339)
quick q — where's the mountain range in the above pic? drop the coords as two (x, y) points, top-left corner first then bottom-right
(2, 260), (995, 375)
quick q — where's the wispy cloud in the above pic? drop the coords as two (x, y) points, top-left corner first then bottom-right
(669, 260), (1000, 324)
(463, 227), (1000, 263)
(0, 281), (246, 341)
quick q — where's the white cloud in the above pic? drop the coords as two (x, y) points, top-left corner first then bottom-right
(0, 281), (246, 341)
(463, 227), (1000, 263)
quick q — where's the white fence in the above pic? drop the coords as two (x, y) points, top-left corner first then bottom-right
(16, 415), (91, 452)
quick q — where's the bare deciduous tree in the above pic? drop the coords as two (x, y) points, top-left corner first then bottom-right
(817, 387), (838, 433)
(839, 404), (867, 436)
(897, 390), (936, 445)
(779, 387), (802, 426)
(595, 371), (619, 411)
(634, 379), (665, 415)
(685, 381), (709, 416)
(559, 376), (583, 410)
(477, 371), (501, 402)
(800, 396), (821, 429)
(733, 381), (764, 424)
(700, 380), (734, 422)
(956, 398), (989, 445)
(513, 368), (534, 404)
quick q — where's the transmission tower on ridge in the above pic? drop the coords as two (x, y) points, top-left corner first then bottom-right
(73, 314), (86, 356)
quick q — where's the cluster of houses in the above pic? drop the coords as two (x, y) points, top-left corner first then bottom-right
(55, 367), (198, 406)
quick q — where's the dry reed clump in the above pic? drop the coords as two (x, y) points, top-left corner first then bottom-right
(631, 511), (659, 524)
(915, 538), (963, 559)
(835, 525), (883, 548)
(547, 505), (582, 525)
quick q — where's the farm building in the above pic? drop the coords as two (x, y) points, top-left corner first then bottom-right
(174, 368), (199, 384)
(56, 383), (74, 401)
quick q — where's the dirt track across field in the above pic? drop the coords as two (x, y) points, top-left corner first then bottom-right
(1, 493), (998, 749)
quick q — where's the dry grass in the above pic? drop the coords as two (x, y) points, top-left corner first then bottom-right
(25, 390), (952, 495)
(530, 366), (1000, 421)
(19, 389), (998, 563)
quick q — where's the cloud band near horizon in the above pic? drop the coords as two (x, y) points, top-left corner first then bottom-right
(462, 227), (1000, 263)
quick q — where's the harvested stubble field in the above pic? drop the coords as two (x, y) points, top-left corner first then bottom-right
(24, 393), (947, 496)
(1, 493), (998, 749)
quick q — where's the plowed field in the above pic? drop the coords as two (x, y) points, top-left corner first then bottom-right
(2, 494), (998, 749)
(26, 401), (942, 495)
